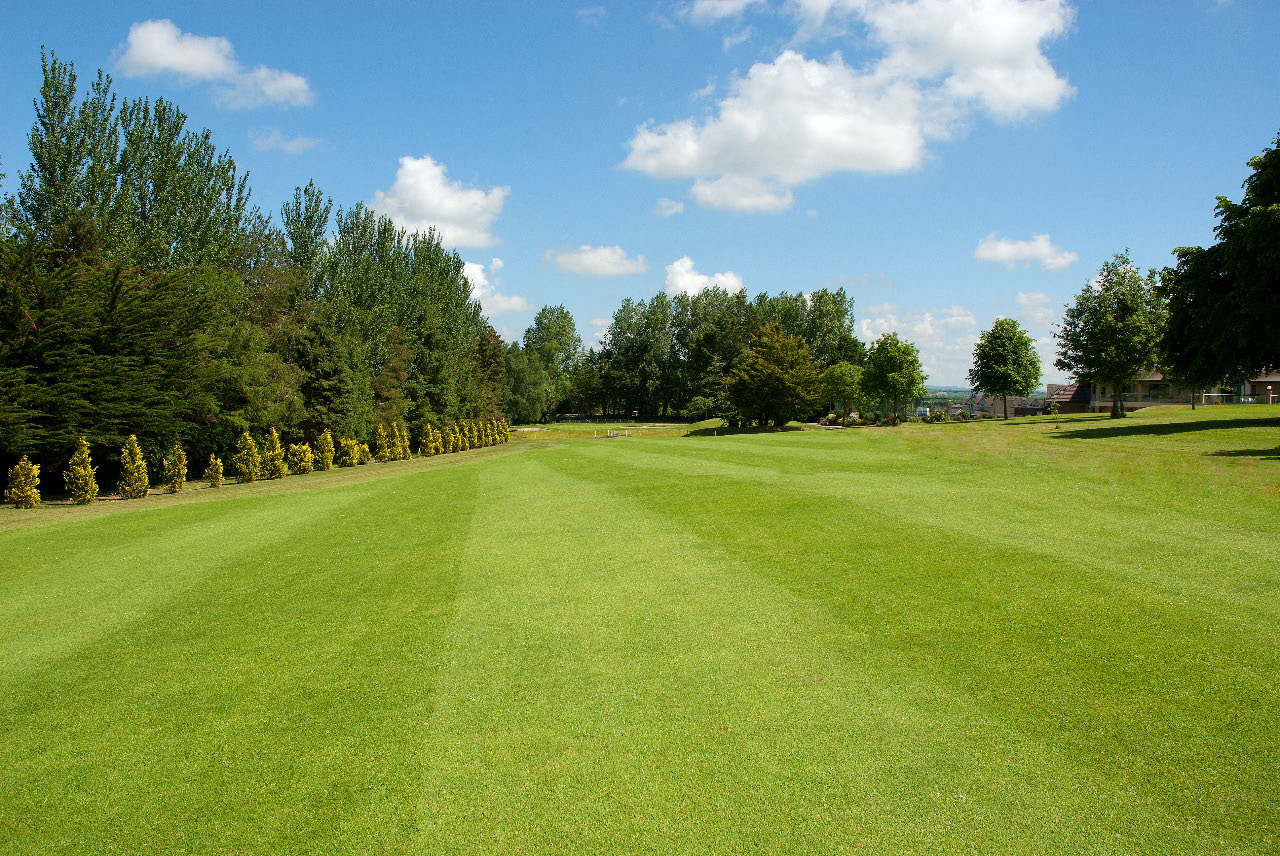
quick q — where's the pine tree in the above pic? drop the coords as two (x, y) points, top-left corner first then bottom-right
(162, 442), (187, 493)
(316, 430), (335, 471)
(374, 424), (393, 462)
(118, 434), (150, 499)
(262, 428), (286, 479)
(64, 437), (98, 504)
(6, 455), (41, 508)
(287, 443), (314, 474)
(233, 432), (260, 483)
(204, 454), (223, 487)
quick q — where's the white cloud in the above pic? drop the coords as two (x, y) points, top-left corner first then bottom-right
(1015, 290), (1056, 328)
(664, 256), (744, 296)
(655, 197), (686, 217)
(589, 317), (610, 343)
(723, 27), (754, 50)
(549, 245), (649, 277)
(691, 175), (794, 212)
(684, 0), (766, 22)
(692, 77), (718, 99)
(577, 6), (607, 25)
(624, 0), (1074, 211)
(857, 302), (978, 385)
(370, 154), (509, 247)
(117, 19), (314, 108)
(249, 128), (319, 154)
(463, 259), (531, 316)
(974, 232), (1078, 271)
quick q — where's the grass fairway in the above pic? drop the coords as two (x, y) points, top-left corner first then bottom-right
(1, 407), (1277, 854)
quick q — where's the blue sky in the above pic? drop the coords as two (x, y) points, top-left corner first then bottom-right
(2, 0), (1277, 385)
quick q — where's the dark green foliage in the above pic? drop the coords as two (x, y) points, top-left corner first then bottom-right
(821, 362), (870, 421)
(863, 333), (928, 425)
(64, 437), (98, 504)
(502, 343), (549, 423)
(1162, 129), (1280, 385)
(969, 318), (1041, 419)
(728, 322), (822, 427)
(118, 434), (149, 499)
(162, 443), (186, 493)
(5, 455), (40, 507)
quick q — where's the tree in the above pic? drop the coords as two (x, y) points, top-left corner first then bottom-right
(1161, 129), (1280, 385)
(502, 343), (549, 423)
(1055, 251), (1166, 418)
(727, 322), (822, 427)
(118, 434), (149, 498)
(523, 305), (582, 413)
(969, 318), (1042, 419)
(821, 362), (871, 422)
(162, 443), (187, 493)
(64, 437), (98, 504)
(863, 333), (927, 425)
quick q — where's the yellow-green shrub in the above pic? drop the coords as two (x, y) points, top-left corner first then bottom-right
(262, 428), (286, 479)
(64, 437), (98, 504)
(233, 432), (260, 483)
(396, 423), (411, 459)
(337, 437), (360, 467)
(287, 443), (314, 474)
(162, 443), (187, 493)
(358, 442), (372, 465)
(6, 455), (40, 508)
(204, 454), (223, 487)
(316, 430), (335, 471)
(374, 424), (393, 462)
(118, 434), (150, 499)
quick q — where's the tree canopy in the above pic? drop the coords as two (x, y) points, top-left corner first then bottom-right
(727, 322), (821, 427)
(863, 333), (927, 424)
(969, 317), (1041, 419)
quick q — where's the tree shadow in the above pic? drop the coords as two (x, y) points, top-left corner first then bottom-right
(1051, 416), (1280, 441)
(1208, 447), (1280, 461)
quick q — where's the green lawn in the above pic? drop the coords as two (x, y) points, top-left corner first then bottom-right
(2, 406), (1277, 854)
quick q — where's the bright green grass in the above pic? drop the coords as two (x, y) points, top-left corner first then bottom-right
(1, 406), (1277, 853)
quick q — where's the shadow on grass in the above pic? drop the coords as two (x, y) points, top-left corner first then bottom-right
(1208, 447), (1280, 461)
(1051, 416), (1280, 441)
(685, 425), (805, 437)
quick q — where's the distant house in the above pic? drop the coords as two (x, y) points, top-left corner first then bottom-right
(958, 394), (1047, 418)
(1046, 383), (1091, 414)
(1057, 371), (1280, 413)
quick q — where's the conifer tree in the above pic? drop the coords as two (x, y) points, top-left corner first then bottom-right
(374, 424), (393, 462)
(262, 428), (286, 479)
(6, 456), (41, 508)
(162, 442), (187, 493)
(118, 434), (150, 499)
(204, 454), (223, 487)
(233, 432), (260, 483)
(287, 443), (314, 474)
(337, 437), (360, 467)
(316, 430), (335, 471)
(64, 437), (98, 504)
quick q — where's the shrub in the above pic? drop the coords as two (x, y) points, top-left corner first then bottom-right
(261, 428), (286, 479)
(337, 437), (360, 467)
(233, 432), (260, 483)
(163, 443), (187, 493)
(204, 454), (224, 487)
(64, 437), (98, 504)
(396, 423), (411, 459)
(374, 424), (393, 462)
(358, 443), (372, 465)
(287, 443), (314, 474)
(118, 434), (150, 499)
(6, 456), (40, 508)
(316, 430), (335, 471)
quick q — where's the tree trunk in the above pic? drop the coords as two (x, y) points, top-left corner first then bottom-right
(1003, 395), (1009, 419)
(1111, 387), (1124, 418)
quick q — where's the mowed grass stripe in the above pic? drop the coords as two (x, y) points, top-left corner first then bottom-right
(0, 465), (481, 854)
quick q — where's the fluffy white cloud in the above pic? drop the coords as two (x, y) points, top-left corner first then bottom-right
(463, 258), (531, 316)
(249, 128), (319, 154)
(691, 175), (794, 212)
(857, 302), (979, 385)
(370, 154), (509, 247)
(684, 0), (766, 22)
(589, 317), (611, 343)
(664, 256), (744, 296)
(549, 245), (648, 277)
(655, 197), (686, 217)
(1015, 290), (1057, 328)
(624, 0), (1074, 211)
(974, 232), (1078, 271)
(117, 19), (314, 108)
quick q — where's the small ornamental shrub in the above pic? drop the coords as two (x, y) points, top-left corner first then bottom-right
(468, 422), (479, 449)
(64, 437), (98, 504)
(337, 437), (360, 467)
(358, 443), (372, 465)
(396, 423), (411, 459)
(287, 443), (314, 474)
(163, 443), (187, 493)
(374, 424), (393, 462)
(204, 454), (223, 487)
(262, 428), (287, 479)
(316, 430), (335, 471)
(234, 432), (260, 483)
(6, 456), (41, 508)
(118, 434), (150, 499)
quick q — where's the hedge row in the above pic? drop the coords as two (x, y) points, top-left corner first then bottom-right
(3, 419), (511, 508)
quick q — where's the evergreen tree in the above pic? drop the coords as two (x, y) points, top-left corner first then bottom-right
(728, 322), (822, 427)
(204, 454), (223, 487)
(316, 430), (335, 471)
(64, 437), (98, 504)
(118, 434), (149, 498)
(233, 432), (260, 483)
(6, 455), (41, 508)
(261, 428), (286, 479)
(162, 442), (187, 493)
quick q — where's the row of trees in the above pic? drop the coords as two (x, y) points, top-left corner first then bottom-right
(1, 52), (510, 486)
